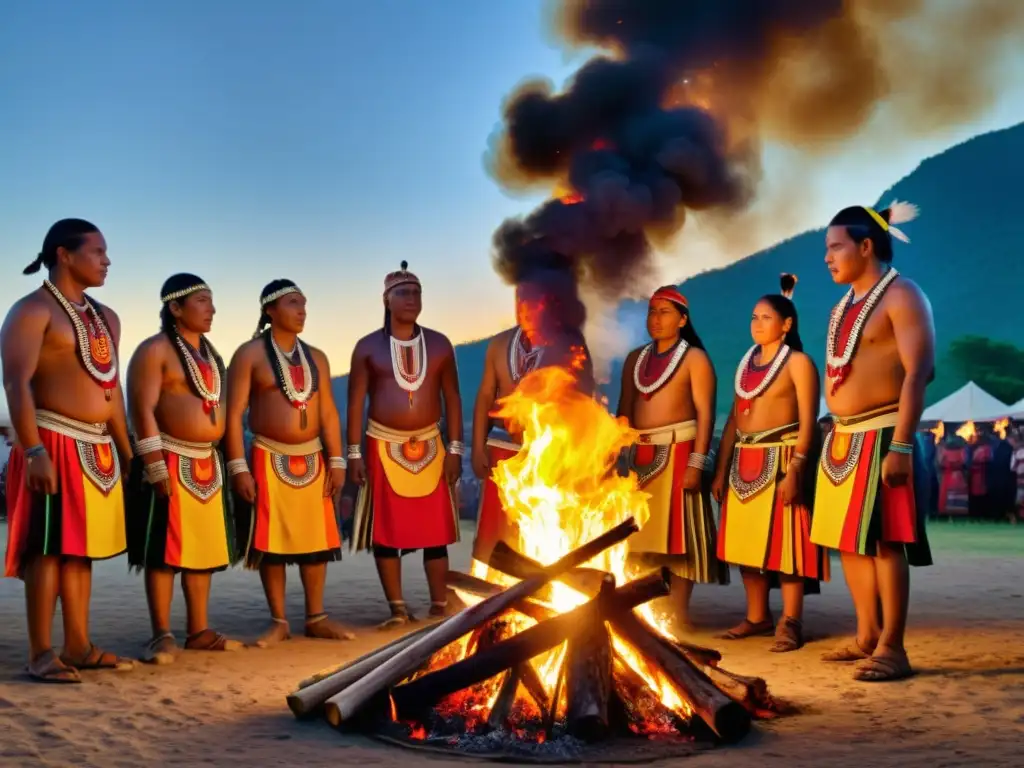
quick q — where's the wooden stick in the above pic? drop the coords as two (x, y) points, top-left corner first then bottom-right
(322, 516), (640, 727)
(389, 571), (669, 721)
(488, 544), (724, 664)
(610, 611), (751, 743)
(286, 618), (450, 718)
(564, 579), (614, 742)
(445, 570), (551, 623)
(486, 667), (521, 731)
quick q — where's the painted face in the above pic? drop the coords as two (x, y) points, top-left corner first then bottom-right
(750, 299), (791, 346)
(172, 289), (215, 334)
(646, 298), (686, 343)
(824, 225), (871, 285)
(63, 231), (110, 288)
(386, 282), (422, 325)
(267, 290), (306, 334)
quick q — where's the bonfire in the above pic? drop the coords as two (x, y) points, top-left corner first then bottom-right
(288, 368), (785, 762)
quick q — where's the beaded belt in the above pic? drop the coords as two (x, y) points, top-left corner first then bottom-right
(635, 420), (697, 446)
(366, 419), (440, 445)
(252, 434), (323, 456)
(161, 434), (216, 460)
(36, 409), (110, 445)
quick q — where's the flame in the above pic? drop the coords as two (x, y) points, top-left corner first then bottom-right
(993, 418), (1009, 440)
(956, 420), (976, 442)
(457, 366), (693, 720)
(929, 421), (944, 444)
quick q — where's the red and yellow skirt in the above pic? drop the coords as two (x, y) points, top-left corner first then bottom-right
(127, 435), (237, 573)
(471, 429), (521, 566)
(5, 411), (126, 579)
(352, 420), (459, 552)
(238, 435), (340, 567)
(810, 407), (932, 566)
(717, 428), (829, 580)
(625, 420), (729, 585)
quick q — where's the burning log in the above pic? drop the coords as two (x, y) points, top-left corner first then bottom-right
(445, 570), (551, 623)
(287, 619), (450, 718)
(489, 544), (724, 666)
(564, 579), (614, 742)
(486, 667), (521, 731)
(322, 517), (640, 727)
(610, 612), (751, 744)
(389, 570), (670, 721)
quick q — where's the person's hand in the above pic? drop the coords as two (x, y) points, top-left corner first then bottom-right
(348, 457), (367, 485)
(25, 451), (58, 495)
(778, 470), (800, 505)
(682, 465), (702, 491)
(444, 453), (462, 486)
(471, 447), (489, 480)
(324, 466), (346, 497)
(231, 471), (256, 504)
(881, 451), (911, 488)
(710, 473), (726, 504)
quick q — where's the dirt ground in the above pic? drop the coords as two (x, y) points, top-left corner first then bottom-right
(1, 522), (1022, 767)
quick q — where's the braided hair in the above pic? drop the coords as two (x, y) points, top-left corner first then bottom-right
(23, 218), (99, 275)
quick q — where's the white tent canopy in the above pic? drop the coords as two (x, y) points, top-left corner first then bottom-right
(920, 381), (1009, 423)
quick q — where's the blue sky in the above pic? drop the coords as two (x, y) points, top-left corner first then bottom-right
(2, 1), (1023, 376)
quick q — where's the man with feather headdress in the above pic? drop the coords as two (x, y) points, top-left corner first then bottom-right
(811, 201), (935, 682)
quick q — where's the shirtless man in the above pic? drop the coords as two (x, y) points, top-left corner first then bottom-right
(811, 202), (934, 682)
(348, 262), (463, 628)
(2, 218), (135, 683)
(617, 286), (729, 634)
(711, 275), (827, 653)
(224, 279), (352, 646)
(470, 267), (596, 567)
(126, 274), (242, 664)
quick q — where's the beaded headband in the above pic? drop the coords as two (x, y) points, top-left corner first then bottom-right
(650, 286), (688, 310)
(260, 285), (303, 307)
(161, 283), (210, 304)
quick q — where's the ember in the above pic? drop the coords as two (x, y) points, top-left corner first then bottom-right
(287, 369), (787, 761)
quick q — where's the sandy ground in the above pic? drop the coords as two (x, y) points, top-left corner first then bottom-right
(1, 522), (1022, 768)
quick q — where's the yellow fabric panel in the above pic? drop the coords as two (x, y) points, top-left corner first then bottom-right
(176, 485), (230, 571)
(721, 478), (776, 569)
(810, 432), (857, 549)
(81, 473), (126, 560)
(259, 450), (330, 555)
(628, 450), (677, 555)
(376, 436), (445, 498)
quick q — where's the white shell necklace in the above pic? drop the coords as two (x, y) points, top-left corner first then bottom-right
(43, 279), (119, 390)
(633, 339), (689, 397)
(175, 335), (222, 412)
(391, 332), (427, 405)
(270, 334), (313, 406)
(826, 268), (899, 393)
(734, 344), (791, 414)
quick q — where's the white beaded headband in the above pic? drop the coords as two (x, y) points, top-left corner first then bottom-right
(260, 286), (303, 307)
(161, 283), (210, 303)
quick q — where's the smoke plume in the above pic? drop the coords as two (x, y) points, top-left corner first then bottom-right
(486, 0), (1024, 329)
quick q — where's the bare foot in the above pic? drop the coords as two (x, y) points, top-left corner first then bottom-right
(255, 619), (291, 648)
(304, 613), (355, 640)
(428, 601), (453, 619)
(142, 632), (179, 665)
(185, 629), (244, 652)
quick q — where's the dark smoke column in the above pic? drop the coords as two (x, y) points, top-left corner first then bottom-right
(486, 0), (846, 330)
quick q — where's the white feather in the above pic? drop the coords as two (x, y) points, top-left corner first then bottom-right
(886, 200), (919, 226)
(888, 225), (910, 243)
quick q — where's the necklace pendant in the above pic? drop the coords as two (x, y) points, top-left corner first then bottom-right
(299, 405), (308, 430)
(104, 389), (112, 402)
(408, 391), (414, 408)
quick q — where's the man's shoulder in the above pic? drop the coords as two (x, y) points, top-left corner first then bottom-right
(2, 290), (54, 329)
(231, 337), (265, 363)
(421, 326), (454, 346)
(133, 333), (172, 358)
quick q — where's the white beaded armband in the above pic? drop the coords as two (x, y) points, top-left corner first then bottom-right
(145, 460), (170, 484)
(347, 445), (363, 461)
(226, 458), (250, 476)
(448, 440), (465, 456)
(328, 456), (347, 470)
(135, 435), (163, 455)
(686, 452), (708, 471)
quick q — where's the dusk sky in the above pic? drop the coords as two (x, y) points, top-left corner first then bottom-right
(2, 1), (1023, 376)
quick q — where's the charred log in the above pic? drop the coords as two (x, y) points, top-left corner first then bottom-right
(322, 516), (639, 727)
(564, 579), (614, 742)
(610, 612), (751, 744)
(445, 570), (552, 623)
(389, 570), (670, 721)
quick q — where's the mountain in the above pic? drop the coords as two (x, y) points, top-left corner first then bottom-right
(333, 122), (1024, 421)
